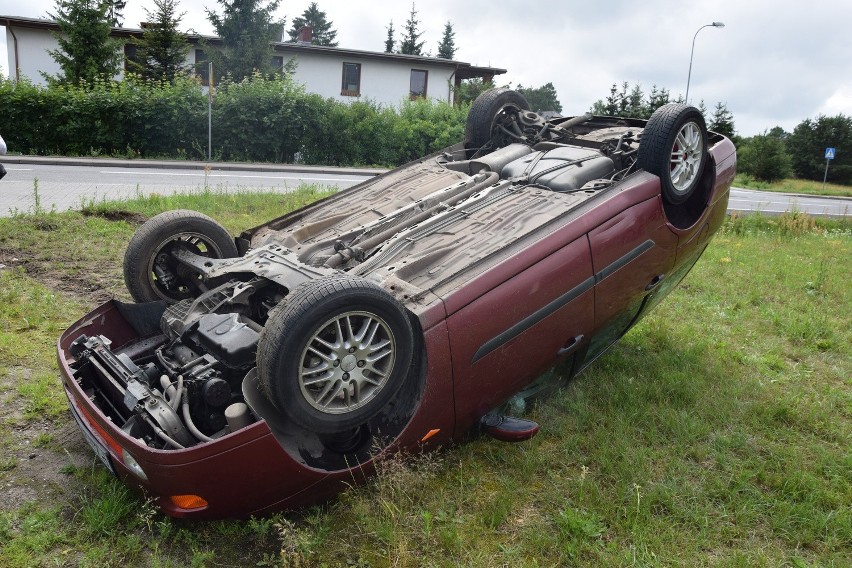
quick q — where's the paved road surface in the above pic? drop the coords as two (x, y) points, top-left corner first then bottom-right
(728, 187), (850, 218)
(1, 158), (850, 218)
(0, 159), (375, 216)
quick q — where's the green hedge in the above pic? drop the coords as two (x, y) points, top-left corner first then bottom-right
(0, 74), (469, 167)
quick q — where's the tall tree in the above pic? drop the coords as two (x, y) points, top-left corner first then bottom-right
(709, 101), (736, 138)
(398, 3), (424, 56)
(436, 21), (456, 59)
(646, 84), (671, 116)
(128, 0), (190, 83)
(206, 0), (285, 81)
(787, 114), (852, 184)
(45, 0), (122, 85)
(287, 2), (338, 47)
(384, 19), (395, 53)
(591, 81), (721, 121)
(697, 99), (708, 121)
(516, 82), (562, 113)
(626, 83), (644, 118)
(106, 0), (126, 25)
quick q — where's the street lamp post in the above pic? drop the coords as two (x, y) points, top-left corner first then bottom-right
(686, 21), (725, 103)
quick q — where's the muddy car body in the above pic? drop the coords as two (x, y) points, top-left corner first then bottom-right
(58, 90), (736, 518)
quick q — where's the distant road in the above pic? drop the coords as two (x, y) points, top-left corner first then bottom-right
(1, 159), (850, 218)
(728, 187), (850, 218)
(0, 160), (376, 216)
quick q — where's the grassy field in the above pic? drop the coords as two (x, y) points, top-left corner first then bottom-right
(0, 191), (849, 567)
(734, 174), (852, 198)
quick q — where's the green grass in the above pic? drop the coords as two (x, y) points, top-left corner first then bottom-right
(0, 193), (849, 567)
(734, 173), (852, 198)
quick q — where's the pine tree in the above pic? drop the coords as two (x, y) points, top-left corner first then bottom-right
(205, 0), (285, 81)
(106, 0), (126, 25)
(626, 83), (644, 118)
(45, 0), (123, 85)
(384, 20), (395, 53)
(287, 2), (338, 47)
(697, 100), (708, 121)
(646, 84), (671, 115)
(436, 21), (456, 59)
(128, 0), (190, 83)
(709, 101), (735, 138)
(398, 3), (424, 56)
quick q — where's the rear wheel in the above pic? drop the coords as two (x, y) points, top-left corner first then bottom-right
(257, 275), (414, 434)
(123, 210), (238, 303)
(465, 88), (531, 154)
(637, 104), (708, 205)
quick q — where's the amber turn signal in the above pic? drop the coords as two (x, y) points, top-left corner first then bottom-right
(169, 494), (208, 510)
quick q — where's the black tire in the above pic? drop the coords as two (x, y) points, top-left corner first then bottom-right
(257, 275), (414, 434)
(464, 87), (530, 152)
(123, 209), (238, 303)
(637, 103), (709, 205)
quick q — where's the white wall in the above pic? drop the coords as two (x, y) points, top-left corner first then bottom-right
(5, 26), (62, 83)
(289, 51), (456, 107)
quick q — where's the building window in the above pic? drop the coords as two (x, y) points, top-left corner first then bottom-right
(270, 56), (284, 74)
(123, 43), (139, 73)
(195, 49), (209, 86)
(341, 62), (361, 96)
(409, 69), (428, 99)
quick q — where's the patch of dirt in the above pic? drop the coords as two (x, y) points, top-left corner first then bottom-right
(0, 247), (127, 307)
(80, 209), (148, 225)
(0, 368), (93, 513)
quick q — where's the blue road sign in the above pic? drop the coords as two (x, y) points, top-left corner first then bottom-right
(825, 147), (836, 160)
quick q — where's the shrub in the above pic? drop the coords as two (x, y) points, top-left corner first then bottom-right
(0, 76), (468, 167)
(737, 131), (792, 183)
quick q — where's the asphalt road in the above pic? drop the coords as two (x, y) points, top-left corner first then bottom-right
(1, 158), (850, 218)
(728, 187), (850, 218)
(0, 159), (376, 216)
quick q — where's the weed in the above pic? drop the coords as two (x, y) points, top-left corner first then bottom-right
(77, 476), (138, 537)
(32, 177), (40, 214)
(32, 433), (52, 448)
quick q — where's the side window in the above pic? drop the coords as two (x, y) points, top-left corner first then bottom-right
(409, 69), (427, 99)
(195, 49), (209, 86)
(341, 62), (361, 96)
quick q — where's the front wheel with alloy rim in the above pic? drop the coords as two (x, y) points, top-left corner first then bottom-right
(637, 103), (709, 206)
(257, 275), (414, 434)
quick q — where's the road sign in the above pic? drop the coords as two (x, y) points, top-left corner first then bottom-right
(825, 147), (836, 160)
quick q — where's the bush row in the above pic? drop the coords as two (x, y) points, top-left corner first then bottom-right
(0, 74), (469, 167)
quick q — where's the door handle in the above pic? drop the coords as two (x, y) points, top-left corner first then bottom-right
(557, 334), (584, 357)
(645, 274), (665, 291)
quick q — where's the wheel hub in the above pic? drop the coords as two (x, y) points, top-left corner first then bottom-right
(341, 354), (358, 372)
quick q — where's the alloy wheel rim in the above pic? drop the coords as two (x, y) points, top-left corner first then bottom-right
(669, 121), (703, 193)
(298, 310), (396, 415)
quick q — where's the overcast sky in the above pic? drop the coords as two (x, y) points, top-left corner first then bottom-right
(1, 0), (850, 136)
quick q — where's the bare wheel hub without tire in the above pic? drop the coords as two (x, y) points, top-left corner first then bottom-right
(669, 122), (704, 195)
(299, 311), (396, 414)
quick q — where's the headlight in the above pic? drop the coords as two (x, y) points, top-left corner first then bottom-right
(121, 449), (148, 481)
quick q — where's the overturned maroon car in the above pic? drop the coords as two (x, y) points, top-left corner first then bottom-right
(57, 89), (736, 519)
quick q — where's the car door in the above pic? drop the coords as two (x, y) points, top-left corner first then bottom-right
(443, 235), (595, 429)
(581, 195), (678, 366)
